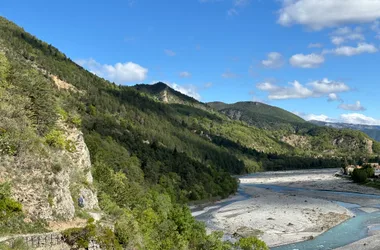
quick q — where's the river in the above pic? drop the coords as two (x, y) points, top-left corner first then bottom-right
(193, 169), (380, 249)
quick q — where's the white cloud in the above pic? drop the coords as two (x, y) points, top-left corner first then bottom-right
(257, 78), (350, 100)
(289, 53), (325, 68)
(331, 36), (345, 45)
(341, 113), (380, 125)
(261, 52), (285, 68)
(339, 101), (366, 111)
(327, 93), (341, 102)
(164, 49), (176, 56)
(222, 69), (238, 78)
(278, 0), (380, 30)
(308, 78), (350, 94)
(329, 43), (378, 56)
(308, 43), (323, 48)
(75, 58), (148, 84)
(179, 71), (191, 78)
(257, 81), (313, 100)
(305, 113), (332, 122)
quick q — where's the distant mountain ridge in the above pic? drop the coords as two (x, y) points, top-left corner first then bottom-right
(208, 101), (310, 131)
(311, 120), (380, 141)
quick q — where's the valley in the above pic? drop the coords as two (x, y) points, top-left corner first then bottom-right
(195, 169), (380, 250)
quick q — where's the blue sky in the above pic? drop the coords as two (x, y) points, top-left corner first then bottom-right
(2, 0), (380, 125)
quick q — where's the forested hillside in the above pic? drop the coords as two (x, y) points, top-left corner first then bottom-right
(0, 16), (379, 249)
(208, 101), (307, 131)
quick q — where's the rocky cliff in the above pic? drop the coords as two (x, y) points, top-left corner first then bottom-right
(0, 120), (98, 221)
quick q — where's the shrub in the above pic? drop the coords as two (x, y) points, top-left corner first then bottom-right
(363, 164), (375, 178)
(65, 140), (76, 152)
(45, 129), (76, 152)
(45, 129), (66, 149)
(352, 168), (368, 183)
(235, 237), (269, 250)
(0, 182), (22, 220)
(69, 114), (82, 127)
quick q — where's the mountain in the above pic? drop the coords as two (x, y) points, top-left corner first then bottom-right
(208, 101), (311, 131)
(134, 82), (210, 111)
(0, 16), (379, 249)
(310, 120), (380, 141)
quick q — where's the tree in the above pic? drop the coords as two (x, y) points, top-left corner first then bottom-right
(235, 237), (269, 250)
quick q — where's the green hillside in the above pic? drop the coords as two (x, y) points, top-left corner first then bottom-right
(208, 101), (309, 131)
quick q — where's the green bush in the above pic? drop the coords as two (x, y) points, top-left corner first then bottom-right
(69, 114), (82, 127)
(45, 129), (66, 149)
(0, 182), (22, 219)
(363, 164), (375, 178)
(235, 237), (269, 250)
(352, 168), (368, 183)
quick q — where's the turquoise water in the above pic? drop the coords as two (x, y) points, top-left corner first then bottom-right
(272, 212), (380, 250)
(194, 183), (380, 250)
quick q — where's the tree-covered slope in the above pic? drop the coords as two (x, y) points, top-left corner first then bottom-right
(208, 101), (309, 131)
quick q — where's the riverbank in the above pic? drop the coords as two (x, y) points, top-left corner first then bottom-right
(195, 169), (380, 248)
(212, 185), (353, 247)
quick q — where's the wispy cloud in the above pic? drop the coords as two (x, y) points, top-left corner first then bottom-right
(325, 43), (378, 56)
(222, 69), (238, 78)
(164, 49), (176, 56)
(261, 52), (285, 68)
(179, 71), (191, 78)
(339, 101), (366, 111)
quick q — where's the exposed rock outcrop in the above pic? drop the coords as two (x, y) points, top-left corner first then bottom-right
(1, 122), (98, 221)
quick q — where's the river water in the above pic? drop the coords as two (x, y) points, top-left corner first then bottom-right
(193, 178), (380, 250)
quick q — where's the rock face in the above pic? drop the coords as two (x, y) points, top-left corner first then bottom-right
(281, 135), (311, 149)
(1, 122), (98, 221)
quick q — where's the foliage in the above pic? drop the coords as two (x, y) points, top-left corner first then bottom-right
(352, 168), (368, 183)
(0, 238), (29, 250)
(235, 236), (269, 250)
(0, 183), (47, 236)
(363, 164), (375, 178)
(44, 129), (75, 152)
